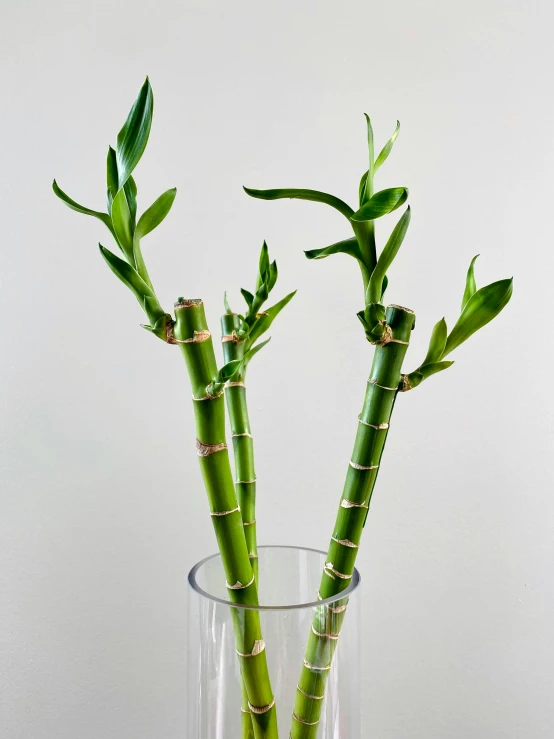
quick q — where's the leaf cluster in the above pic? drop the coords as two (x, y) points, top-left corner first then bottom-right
(404, 256), (513, 388)
(53, 78), (176, 340)
(244, 117), (410, 342)
(221, 241), (296, 379)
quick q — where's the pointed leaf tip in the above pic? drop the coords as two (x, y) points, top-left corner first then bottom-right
(444, 277), (513, 357)
(116, 78), (154, 190)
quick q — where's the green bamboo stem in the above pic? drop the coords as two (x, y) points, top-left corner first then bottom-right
(221, 312), (259, 739)
(173, 299), (278, 739)
(290, 304), (414, 738)
(220, 313), (259, 578)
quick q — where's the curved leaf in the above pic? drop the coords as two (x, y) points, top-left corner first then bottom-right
(116, 78), (153, 189)
(374, 121), (400, 172)
(351, 187), (409, 222)
(111, 188), (134, 263)
(135, 188), (177, 241)
(443, 278), (513, 357)
(52, 180), (114, 234)
(224, 291), (233, 314)
(362, 114), (375, 204)
(366, 207), (411, 303)
(422, 318), (447, 365)
(359, 170), (369, 206)
(462, 254), (479, 310)
(247, 290), (296, 345)
(305, 236), (363, 262)
(99, 244), (154, 304)
(106, 147), (118, 210)
(124, 176), (137, 228)
(418, 360), (454, 380)
(242, 337), (271, 371)
(244, 187), (354, 220)
(241, 288), (254, 307)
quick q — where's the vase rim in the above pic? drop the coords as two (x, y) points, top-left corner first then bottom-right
(187, 544), (361, 611)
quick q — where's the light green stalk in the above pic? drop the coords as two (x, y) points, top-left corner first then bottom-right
(221, 311), (258, 738)
(221, 312), (258, 577)
(290, 304), (414, 737)
(173, 299), (278, 739)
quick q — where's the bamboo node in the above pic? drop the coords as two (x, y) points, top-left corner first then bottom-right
(232, 432), (253, 438)
(192, 391), (224, 401)
(296, 685), (325, 700)
(325, 562), (353, 580)
(312, 624), (340, 639)
(331, 536), (359, 548)
(240, 708), (251, 714)
(248, 698), (275, 715)
(167, 326), (211, 345)
(225, 381), (246, 388)
(400, 374), (412, 392)
(243, 519), (256, 527)
(210, 506), (240, 517)
(341, 499), (368, 509)
(349, 460), (379, 471)
(196, 439), (227, 457)
(328, 603), (348, 614)
(293, 714), (320, 726)
(236, 478), (257, 484)
(222, 331), (244, 344)
(368, 378), (397, 391)
(303, 659), (332, 672)
(226, 574), (255, 590)
(236, 639), (266, 658)
(358, 416), (389, 430)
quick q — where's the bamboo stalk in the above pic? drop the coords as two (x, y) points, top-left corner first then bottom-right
(290, 304), (414, 737)
(221, 311), (259, 738)
(173, 299), (278, 739)
(221, 313), (259, 577)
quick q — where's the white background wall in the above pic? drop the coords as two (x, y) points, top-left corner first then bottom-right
(1, 1), (553, 737)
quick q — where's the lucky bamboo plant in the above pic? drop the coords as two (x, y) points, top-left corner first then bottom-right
(53, 79), (512, 739)
(245, 117), (512, 736)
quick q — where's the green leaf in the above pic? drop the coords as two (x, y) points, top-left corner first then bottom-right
(135, 188), (177, 241)
(218, 359), (243, 381)
(99, 244), (154, 304)
(418, 361), (454, 380)
(358, 170), (369, 206)
(124, 176), (138, 228)
(244, 187), (354, 220)
(106, 147), (118, 210)
(443, 278), (513, 357)
(351, 187), (409, 222)
(52, 180), (114, 234)
(366, 207), (411, 303)
(241, 288), (254, 307)
(224, 291), (232, 314)
(305, 236), (363, 262)
(247, 290), (296, 345)
(116, 78), (153, 190)
(363, 114), (375, 204)
(374, 121), (400, 172)
(266, 260), (278, 292)
(111, 188), (135, 262)
(462, 254), (479, 310)
(422, 318), (447, 366)
(242, 338), (271, 371)
(381, 275), (389, 300)
(256, 241), (270, 291)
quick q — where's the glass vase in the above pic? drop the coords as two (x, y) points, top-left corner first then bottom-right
(186, 545), (362, 738)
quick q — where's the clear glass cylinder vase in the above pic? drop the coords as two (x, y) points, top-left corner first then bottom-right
(186, 545), (362, 738)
